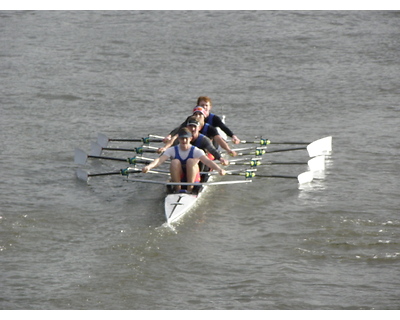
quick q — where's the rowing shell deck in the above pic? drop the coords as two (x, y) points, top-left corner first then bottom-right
(165, 192), (204, 224)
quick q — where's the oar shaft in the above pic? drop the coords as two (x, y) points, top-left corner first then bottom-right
(265, 147), (306, 153)
(108, 138), (164, 143)
(255, 174), (298, 179)
(228, 171), (313, 183)
(88, 154), (152, 164)
(88, 171), (122, 177)
(231, 161), (307, 166)
(88, 154), (129, 162)
(267, 141), (309, 145)
(102, 147), (159, 153)
(228, 172), (296, 179)
(267, 162), (307, 165)
(236, 139), (308, 145)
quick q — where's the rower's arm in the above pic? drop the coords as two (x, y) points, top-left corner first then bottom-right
(213, 115), (235, 137)
(199, 155), (226, 176)
(142, 154), (169, 172)
(169, 117), (189, 136)
(165, 134), (178, 148)
(158, 134), (178, 154)
(214, 135), (237, 157)
(201, 136), (223, 160)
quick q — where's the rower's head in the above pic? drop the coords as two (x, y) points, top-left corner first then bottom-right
(177, 127), (193, 145)
(192, 106), (207, 121)
(186, 116), (201, 135)
(196, 96), (212, 114)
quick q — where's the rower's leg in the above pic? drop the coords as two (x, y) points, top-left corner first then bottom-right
(170, 159), (182, 192)
(186, 158), (200, 192)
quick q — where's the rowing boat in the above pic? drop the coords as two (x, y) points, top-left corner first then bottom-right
(74, 123), (332, 225)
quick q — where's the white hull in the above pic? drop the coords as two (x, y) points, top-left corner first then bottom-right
(164, 186), (208, 224)
(165, 116), (227, 224)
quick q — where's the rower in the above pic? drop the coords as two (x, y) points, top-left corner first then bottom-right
(162, 96), (240, 146)
(159, 117), (229, 165)
(142, 128), (226, 193)
(161, 106), (237, 157)
(196, 96), (241, 144)
(192, 106), (237, 157)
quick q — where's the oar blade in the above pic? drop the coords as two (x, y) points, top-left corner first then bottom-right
(307, 155), (325, 171)
(306, 136), (332, 157)
(297, 171), (313, 184)
(97, 133), (109, 148)
(76, 168), (89, 182)
(90, 141), (103, 156)
(74, 148), (88, 165)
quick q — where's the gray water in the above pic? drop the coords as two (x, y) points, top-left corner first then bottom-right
(1, 11), (399, 310)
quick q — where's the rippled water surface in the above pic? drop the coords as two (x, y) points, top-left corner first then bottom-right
(1, 11), (399, 310)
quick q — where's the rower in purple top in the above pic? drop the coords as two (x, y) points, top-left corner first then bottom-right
(142, 127), (226, 193)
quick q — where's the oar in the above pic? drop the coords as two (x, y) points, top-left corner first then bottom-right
(76, 167), (170, 182)
(76, 167), (140, 182)
(126, 178), (253, 186)
(74, 148), (153, 165)
(236, 139), (311, 145)
(97, 133), (164, 148)
(266, 137), (331, 157)
(90, 141), (159, 157)
(234, 136), (332, 158)
(229, 155), (325, 171)
(233, 136), (332, 146)
(175, 163), (313, 183)
(228, 170), (313, 184)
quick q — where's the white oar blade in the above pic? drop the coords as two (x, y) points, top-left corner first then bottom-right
(97, 133), (109, 148)
(76, 169), (89, 182)
(307, 155), (325, 171)
(297, 171), (313, 184)
(90, 141), (103, 157)
(74, 148), (88, 165)
(307, 136), (332, 157)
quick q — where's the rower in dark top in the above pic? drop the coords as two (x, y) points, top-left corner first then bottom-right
(191, 107), (237, 157)
(196, 96), (241, 144)
(161, 106), (237, 157)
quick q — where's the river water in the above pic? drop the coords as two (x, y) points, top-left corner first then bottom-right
(1, 10), (399, 310)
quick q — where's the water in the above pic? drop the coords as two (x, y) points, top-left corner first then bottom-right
(1, 11), (399, 310)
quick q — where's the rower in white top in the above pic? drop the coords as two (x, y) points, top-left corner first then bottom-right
(142, 127), (226, 193)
